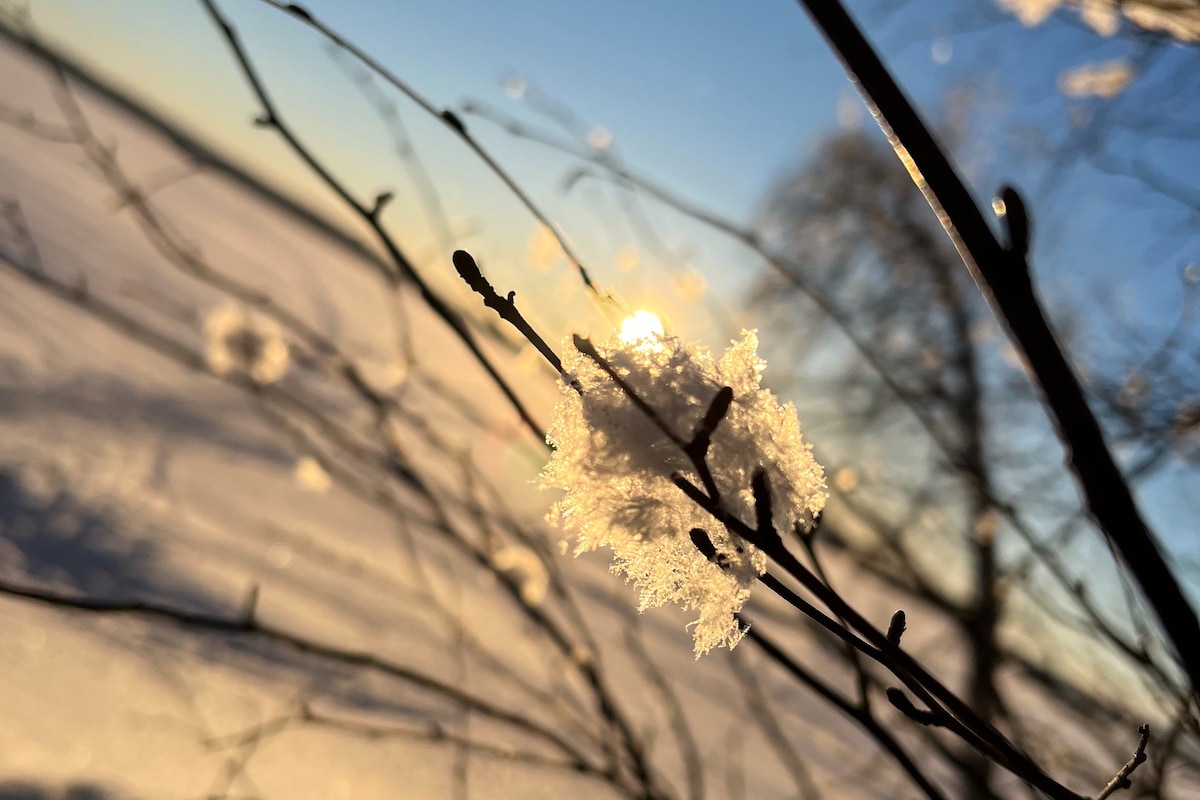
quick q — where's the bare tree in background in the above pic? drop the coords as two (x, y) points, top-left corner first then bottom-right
(751, 119), (1199, 797)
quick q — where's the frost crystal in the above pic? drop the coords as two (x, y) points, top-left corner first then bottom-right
(540, 327), (827, 655)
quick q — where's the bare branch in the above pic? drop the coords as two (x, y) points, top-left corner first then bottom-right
(791, 0), (1200, 698)
(1094, 725), (1151, 800)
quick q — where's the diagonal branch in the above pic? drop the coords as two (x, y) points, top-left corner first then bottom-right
(196, 0), (545, 443)
(1095, 724), (1151, 800)
(791, 0), (1200, 697)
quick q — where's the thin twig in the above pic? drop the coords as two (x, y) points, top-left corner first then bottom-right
(1094, 725), (1150, 800)
(743, 623), (950, 800)
(452, 249), (568, 380)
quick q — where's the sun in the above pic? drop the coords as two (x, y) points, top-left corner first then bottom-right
(618, 310), (665, 346)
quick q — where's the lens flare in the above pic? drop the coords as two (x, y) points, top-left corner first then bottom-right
(618, 310), (665, 346)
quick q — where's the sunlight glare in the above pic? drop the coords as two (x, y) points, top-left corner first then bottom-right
(619, 310), (665, 346)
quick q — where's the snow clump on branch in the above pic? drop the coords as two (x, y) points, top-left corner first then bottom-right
(539, 324), (827, 655)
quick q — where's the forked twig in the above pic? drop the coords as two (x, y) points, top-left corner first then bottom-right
(1095, 725), (1150, 800)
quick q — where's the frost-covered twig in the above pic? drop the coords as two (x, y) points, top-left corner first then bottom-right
(458, 44), (1198, 739)
(559, 326), (1082, 797)
(552, 329), (826, 655)
(448, 247), (1082, 795)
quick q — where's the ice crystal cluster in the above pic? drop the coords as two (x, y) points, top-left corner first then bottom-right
(540, 325), (827, 655)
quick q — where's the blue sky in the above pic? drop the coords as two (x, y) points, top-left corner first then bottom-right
(34, 0), (851, 218)
(29, 0), (1196, 294)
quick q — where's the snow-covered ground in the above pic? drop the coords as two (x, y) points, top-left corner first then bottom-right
(0, 26), (1192, 800)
